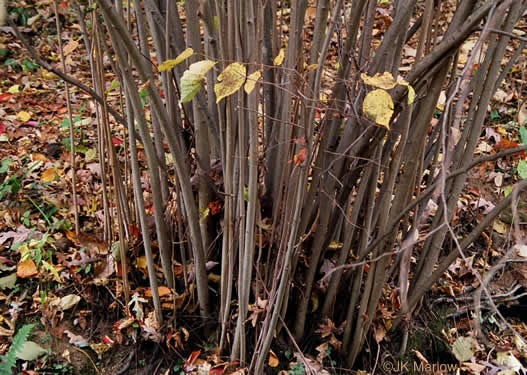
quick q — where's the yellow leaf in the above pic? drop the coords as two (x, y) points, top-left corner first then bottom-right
(8, 85), (20, 94)
(159, 48), (194, 71)
(63, 40), (79, 56)
(492, 220), (508, 234)
(268, 350), (279, 367)
(244, 71), (261, 94)
(397, 79), (416, 105)
(41, 168), (57, 183)
(305, 63), (318, 72)
(496, 126), (508, 137)
(41, 68), (59, 80)
(136, 256), (147, 272)
(215, 62), (247, 103)
(406, 85), (416, 105)
(90, 343), (111, 356)
(361, 72), (397, 90)
(311, 293), (319, 312)
(17, 111), (31, 122)
(363, 89), (394, 129)
(328, 240), (343, 251)
(208, 273), (221, 283)
(274, 48), (285, 66)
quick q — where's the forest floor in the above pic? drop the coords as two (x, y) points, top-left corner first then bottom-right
(1, 2), (527, 375)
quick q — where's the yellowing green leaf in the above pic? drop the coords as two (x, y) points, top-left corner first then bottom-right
(42, 260), (61, 283)
(188, 59), (216, 76)
(215, 62), (247, 103)
(361, 72), (397, 90)
(8, 84), (20, 94)
(0, 272), (16, 290)
(452, 336), (477, 362)
(41, 68), (59, 80)
(17, 111), (31, 122)
(105, 79), (120, 94)
(85, 148), (97, 162)
(244, 71), (261, 94)
(159, 48), (194, 71)
(492, 219), (508, 234)
(496, 352), (522, 373)
(180, 72), (203, 103)
(274, 48), (285, 66)
(180, 60), (216, 103)
(363, 89), (394, 129)
(17, 341), (47, 361)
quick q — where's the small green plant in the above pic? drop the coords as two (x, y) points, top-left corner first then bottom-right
(491, 109), (501, 122)
(0, 323), (35, 375)
(173, 359), (185, 375)
(39, 359), (74, 375)
(0, 158), (41, 200)
(21, 210), (31, 227)
(288, 363), (305, 375)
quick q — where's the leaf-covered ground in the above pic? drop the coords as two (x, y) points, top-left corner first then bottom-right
(1, 1), (527, 375)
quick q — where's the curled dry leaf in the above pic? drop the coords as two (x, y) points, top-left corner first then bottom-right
(17, 259), (38, 278)
(268, 350), (279, 367)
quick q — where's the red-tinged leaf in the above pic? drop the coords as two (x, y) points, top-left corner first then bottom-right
(495, 139), (526, 158)
(102, 335), (115, 346)
(209, 200), (223, 215)
(210, 368), (224, 375)
(128, 225), (141, 238)
(496, 139), (519, 150)
(187, 350), (201, 365)
(294, 137), (306, 146)
(293, 147), (307, 166)
(0, 123), (4, 135)
(114, 316), (135, 331)
(112, 137), (123, 146)
(0, 93), (13, 101)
